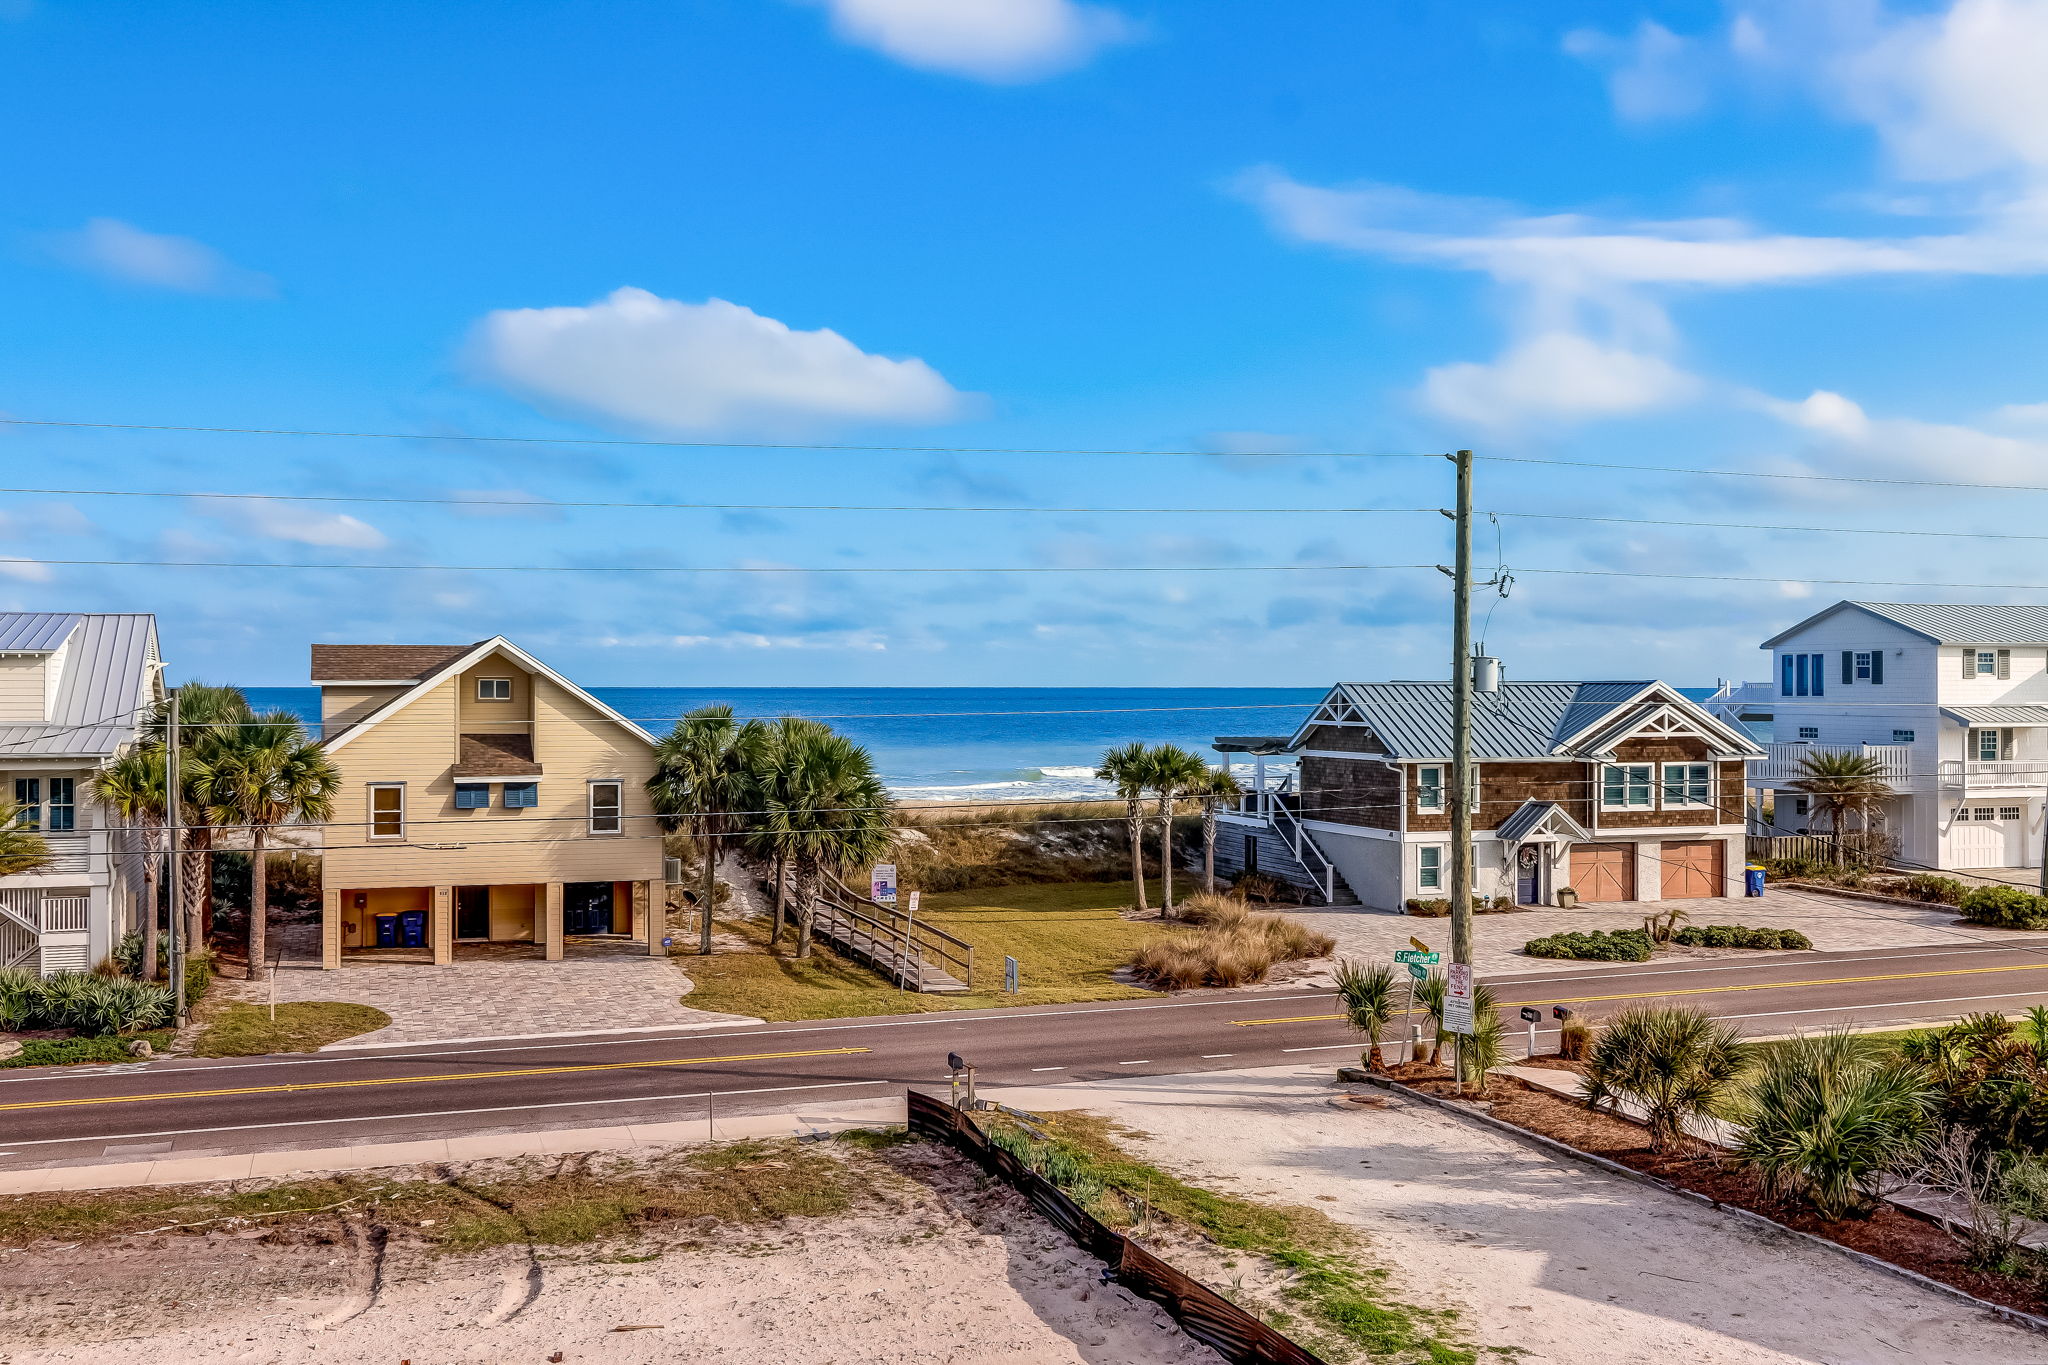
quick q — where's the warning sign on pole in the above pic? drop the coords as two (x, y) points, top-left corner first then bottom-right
(1443, 961), (1475, 1036)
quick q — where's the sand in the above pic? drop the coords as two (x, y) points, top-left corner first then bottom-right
(985, 1064), (2043, 1365)
(0, 1145), (1219, 1365)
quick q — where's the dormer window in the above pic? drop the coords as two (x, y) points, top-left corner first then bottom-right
(477, 677), (513, 701)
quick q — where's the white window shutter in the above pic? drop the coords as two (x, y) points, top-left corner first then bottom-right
(2004, 729), (2016, 761)
(1963, 650), (1974, 679)
(1998, 649), (2012, 679)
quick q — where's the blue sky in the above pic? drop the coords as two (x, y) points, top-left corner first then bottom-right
(6, 0), (2048, 688)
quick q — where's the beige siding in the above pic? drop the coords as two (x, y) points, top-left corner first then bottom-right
(323, 672), (659, 888)
(321, 685), (406, 737)
(457, 653), (534, 732)
(0, 656), (47, 723)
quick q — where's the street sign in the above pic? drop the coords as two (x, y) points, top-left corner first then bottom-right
(907, 889), (921, 915)
(1406, 962), (1427, 981)
(1519, 1007), (1541, 1024)
(1004, 955), (1020, 994)
(1443, 961), (1475, 1035)
(1393, 949), (1440, 965)
(870, 864), (898, 906)
(1408, 936), (1432, 954)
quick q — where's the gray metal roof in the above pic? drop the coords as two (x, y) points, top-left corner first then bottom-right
(1495, 800), (1592, 845)
(0, 613), (158, 758)
(0, 613), (82, 654)
(1763, 600), (2048, 648)
(1941, 705), (2048, 727)
(1297, 679), (1763, 760)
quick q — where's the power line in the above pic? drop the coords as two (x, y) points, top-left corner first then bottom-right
(11, 555), (1442, 576)
(0, 417), (1439, 461)
(1480, 452), (2048, 495)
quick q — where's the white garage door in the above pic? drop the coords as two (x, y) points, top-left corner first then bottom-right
(1951, 805), (2026, 867)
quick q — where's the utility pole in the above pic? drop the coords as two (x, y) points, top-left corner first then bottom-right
(165, 689), (186, 1028)
(1447, 450), (1475, 977)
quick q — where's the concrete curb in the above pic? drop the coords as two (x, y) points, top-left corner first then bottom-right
(1359, 1072), (2048, 1339)
(1777, 881), (1977, 915)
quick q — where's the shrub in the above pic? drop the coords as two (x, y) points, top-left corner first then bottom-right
(1736, 1030), (1935, 1219)
(1960, 885), (2048, 929)
(1901, 874), (1969, 906)
(1124, 908), (1329, 990)
(1231, 871), (1288, 904)
(1523, 928), (1652, 962)
(1558, 1017), (1594, 1061)
(1455, 982), (1510, 1087)
(1673, 925), (1814, 950)
(1581, 1006), (1749, 1152)
(0, 969), (175, 1035)
(1902, 1009), (2048, 1155)
(0, 968), (37, 1032)
(1405, 898), (1450, 917)
(1334, 960), (1399, 1071)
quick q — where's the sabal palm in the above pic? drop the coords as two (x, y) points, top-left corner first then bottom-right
(1334, 960), (1398, 1071)
(92, 746), (169, 980)
(1146, 745), (1210, 919)
(1582, 1006), (1750, 1153)
(191, 710), (339, 981)
(1736, 1029), (1934, 1218)
(1095, 741), (1153, 914)
(1791, 751), (1893, 836)
(649, 705), (772, 954)
(750, 726), (893, 958)
(0, 803), (51, 876)
(157, 683), (255, 950)
(742, 716), (831, 947)
(1186, 766), (1242, 894)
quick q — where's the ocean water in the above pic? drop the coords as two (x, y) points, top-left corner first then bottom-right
(243, 686), (1327, 802)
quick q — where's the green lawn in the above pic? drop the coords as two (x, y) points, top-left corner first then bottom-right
(680, 879), (1165, 1020)
(191, 1002), (392, 1056)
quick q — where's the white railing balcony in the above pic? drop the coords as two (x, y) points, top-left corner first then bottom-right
(1754, 742), (1913, 786)
(1939, 758), (2048, 788)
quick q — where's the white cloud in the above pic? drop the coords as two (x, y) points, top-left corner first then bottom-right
(810, 0), (1132, 82)
(0, 557), (51, 582)
(1421, 332), (1700, 429)
(1563, 21), (1710, 122)
(1757, 386), (2048, 484)
(468, 287), (972, 436)
(196, 497), (390, 549)
(40, 218), (273, 295)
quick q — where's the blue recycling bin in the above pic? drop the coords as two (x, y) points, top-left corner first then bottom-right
(1745, 865), (1767, 898)
(398, 909), (428, 947)
(373, 914), (399, 947)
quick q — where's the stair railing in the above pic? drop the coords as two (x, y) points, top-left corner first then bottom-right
(1268, 791), (1336, 903)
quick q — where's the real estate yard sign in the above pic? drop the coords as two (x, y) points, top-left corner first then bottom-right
(1443, 962), (1475, 1036)
(871, 863), (898, 906)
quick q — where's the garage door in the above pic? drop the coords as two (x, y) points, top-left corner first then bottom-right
(1661, 840), (1725, 899)
(1570, 843), (1635, 902)
(1951, 805), (2026, 867)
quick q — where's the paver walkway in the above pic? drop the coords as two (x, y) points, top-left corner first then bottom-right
(220, 921), (758, 1047)
(1274, 885), (2020, 985)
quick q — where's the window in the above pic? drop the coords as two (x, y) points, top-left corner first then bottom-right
(1415, 765), (1444, 811)
(1798, 726), (1820, 740)
(1892, 729), (1916, 744)
(1854, 651), (1871, 680)
(1418, 845), (1442, 890)
(454, 784), (491, 810)
(1968, 649), (2012, 679)
(45, 777), (74, 832)
(1974, 728), (2006, 763)
(369, 784), (405, 838)
(588, 780), (623, 835)
(1661, 763), (1712, 808)
(11, 778), (38, 830)
(1602, 764), (1653, 808)
(503, 782), (538, 809)
(476, 677), (512, 701)
(2001, 806), (2023, 821)
(1783, 652), (1826, 697)
(1792, 797), (1809, 815)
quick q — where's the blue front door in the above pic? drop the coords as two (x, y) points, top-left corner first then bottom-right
(1515, 845), (1542, 904)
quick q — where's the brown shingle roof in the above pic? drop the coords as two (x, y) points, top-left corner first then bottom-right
(310, 643), (479, 683)
(454, 732), (542, 778)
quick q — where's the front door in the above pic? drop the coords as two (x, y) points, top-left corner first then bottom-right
(564, 881), (616, 935)
(455, 886), (491, 940)
(1515, 844), (1543, 904)
(1570, 843), (1636, 902)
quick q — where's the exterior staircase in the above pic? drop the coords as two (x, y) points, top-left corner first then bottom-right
(807, 876), (975, 993)
(1212, 784), (1360, 906)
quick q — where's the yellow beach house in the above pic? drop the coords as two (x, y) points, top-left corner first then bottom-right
(313, 638), (665, 968)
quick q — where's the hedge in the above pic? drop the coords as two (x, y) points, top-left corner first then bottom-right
(1672, 924), (1814, 950)
(1523, 928), (1653, 962)
(1959, 885), (2048, 929)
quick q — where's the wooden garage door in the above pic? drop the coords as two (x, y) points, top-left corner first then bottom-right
(1661, 840), (1725, 900)
(1570, 843), (1635, 903)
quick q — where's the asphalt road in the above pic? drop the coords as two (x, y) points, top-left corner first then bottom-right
(3, 938), (2045, 1170)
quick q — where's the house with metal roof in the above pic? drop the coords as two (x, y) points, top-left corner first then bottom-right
(0, 613), (163, 974)
(1752, 600), (2048, 871)
(1211, 677), (1761, 911)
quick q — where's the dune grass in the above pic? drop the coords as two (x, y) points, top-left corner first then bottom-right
(679, 879), (1167, 1020)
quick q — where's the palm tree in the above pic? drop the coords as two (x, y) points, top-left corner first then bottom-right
(156, 683), (255, 951)
(1187, 765), (1242, 894)
(1095, 741), (1153, 915)
(1582, 1006), (1751, 1153)
(92, 746), (169, 980)
(1737, 1029), (1934, 1218)
(1334, 960), (1398, 1071)
(750, 726), (893, 958)
(191, 710), (340, 981)
(1791, 750), (1893, 850)
(743, 716), (832, 948)
(648, 705), (771, 955)
(1147, 745), (1210, 920)
(0, 803), (51, 876)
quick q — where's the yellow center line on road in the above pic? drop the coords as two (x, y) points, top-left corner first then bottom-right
(0, 1047), (873, 1113)
(1230, 960), (2048, 1027)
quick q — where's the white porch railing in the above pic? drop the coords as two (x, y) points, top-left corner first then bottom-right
(1266, 783), (1337, 903)
(0, 889), (93, 973)
(1753, 742), (1912, 786)
(1938, 758), (2048, 788)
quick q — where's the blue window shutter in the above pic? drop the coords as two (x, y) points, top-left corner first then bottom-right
(1842, 651), (1853, 684)
(1781, 654), (1794, 696)
(455, 784), (490, 810)
(1810, 653), (1824, 696)
(505, 783), (538, 808)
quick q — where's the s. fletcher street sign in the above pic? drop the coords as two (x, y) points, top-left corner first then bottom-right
(1394, 949), (1440, 965)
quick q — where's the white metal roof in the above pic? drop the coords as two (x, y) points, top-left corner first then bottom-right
(0, 612), (159, 758)
(1762, 600), (2048, 648)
